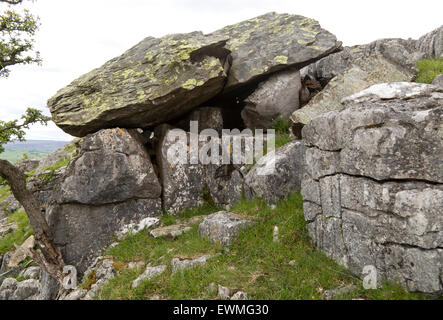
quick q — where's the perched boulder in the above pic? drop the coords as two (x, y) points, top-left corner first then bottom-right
(301, 82), (443, 293)
(211, 12), (341, 90)
(198, 212), (254, 246)
(48, 32), (231, 137)
(241, 69), (302, 129)
(291, 56), (415, 135)
(245, 141), (306, 205)
(47, 128), (162, 275)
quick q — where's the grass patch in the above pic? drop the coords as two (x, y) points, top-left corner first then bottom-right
(0, 185), (11, 203)
(99, 194), (427, 300)
(415, 58), (443, 84)
(0, 210), (33, 255)
(42, 156), (70, 172)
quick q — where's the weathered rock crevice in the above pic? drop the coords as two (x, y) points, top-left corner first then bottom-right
(302, 82), (442, 293)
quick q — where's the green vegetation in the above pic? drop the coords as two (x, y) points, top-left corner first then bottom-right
(160, 202), (219, 227)
(271, 117), (292, 150)
(0, 140), (70, 163)
(415, 58), (443, 84)
(97, 193), (427, 300)
(34, 155), (71, 183)
(0, 185), (11, 203)
(0, 210), (33, 255)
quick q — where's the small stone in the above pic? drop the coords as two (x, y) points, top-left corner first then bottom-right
(0, 278), (18, 292)
(64, 289), (87, 300)
(108, 242), (119, 249)
(8, 236), (35, 267)
(198, 212), (254, 246)
(288, 260), (296, 266)
(10, 279), (40, 300)
(150, 224), (192, 239)
(132, 265), (166, 288)
(171, 255), (214, 273)
(231, 291), (248, 300)
(324, 285), (358, 300)
(128, 261), (145, 270)
(117, 217), (160, 240)
(208, 282), (218, 295)
(19, 266), (41, 280)
(186, 216), (206, 226)
(273, 226), (279, 243)
(95, 259), (115, 281)
(0, 221), (18, 238)
(218, 285), (231, 300)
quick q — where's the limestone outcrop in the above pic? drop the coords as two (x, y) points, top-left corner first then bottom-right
(301, 82), (443, 293)
(46, 128), (162, 275)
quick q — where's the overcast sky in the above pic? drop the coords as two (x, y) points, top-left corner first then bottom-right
(1, 0), (441, 141)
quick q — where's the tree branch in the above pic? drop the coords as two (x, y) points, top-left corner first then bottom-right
(0, 159), (66, 285)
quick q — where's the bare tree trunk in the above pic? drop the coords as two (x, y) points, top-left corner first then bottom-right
(0, 159), (66, 284)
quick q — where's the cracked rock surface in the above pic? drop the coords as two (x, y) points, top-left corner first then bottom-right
(301, 82), (443, 293)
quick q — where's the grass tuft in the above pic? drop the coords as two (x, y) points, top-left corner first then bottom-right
(415, 58), (443, 84)
(0, 210), (33, 255)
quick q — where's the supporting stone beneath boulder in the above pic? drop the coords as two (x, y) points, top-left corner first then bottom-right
(45, 128), (163, 276)
(241, 69), (302, 130)
(156, 126), (245, 214)
(245, 141), (306, 205)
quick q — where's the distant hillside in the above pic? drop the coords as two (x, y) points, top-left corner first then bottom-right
(0, 140), (71, 163)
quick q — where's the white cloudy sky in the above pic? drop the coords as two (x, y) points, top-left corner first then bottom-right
(0, 0), (441, 141)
